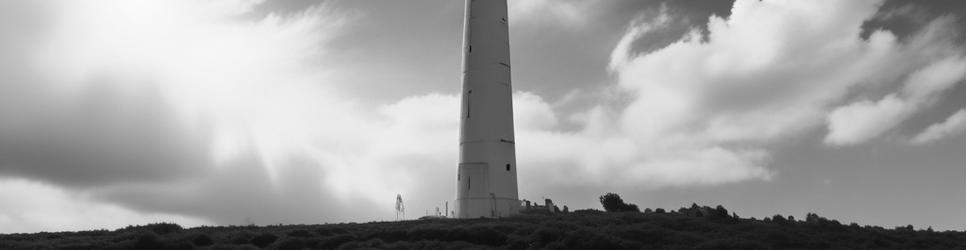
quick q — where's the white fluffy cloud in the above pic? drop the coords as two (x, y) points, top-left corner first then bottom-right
(603, 0), (966, 184)
(826, 56), (966, 145)
(826, 95), (914, 145)
(912, 109), (966, 144)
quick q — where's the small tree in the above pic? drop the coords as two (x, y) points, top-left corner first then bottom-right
(598, 193), (640, 212)
(599, 193), (624, 212)
(625, 203), (640, 213)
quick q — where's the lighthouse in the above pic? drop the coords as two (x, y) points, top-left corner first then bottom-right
(455, 0), (520, 218)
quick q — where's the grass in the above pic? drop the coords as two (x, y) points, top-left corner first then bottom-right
(2, 204), (964, 249)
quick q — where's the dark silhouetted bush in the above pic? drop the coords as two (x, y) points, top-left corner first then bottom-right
(544, 241), (567, 250)
(319, 234), (355, 249)
(695, 238), (769, 250)
(505, 235), (529, 250)
(228, 231), (253, 244)
(192, 234), (214, 247)
(274, 237), (306, 250)
(250, 233), (278, 248)
(562, 228), (626, 250)
(286, 229), (313, 238)
(133, 232), (164, 250)
(573, 209), (603, 215)
(121, 223), (183, 235)
(599, 193), (640, 212)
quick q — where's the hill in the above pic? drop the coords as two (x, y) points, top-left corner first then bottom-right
(2, 204), (965, 249)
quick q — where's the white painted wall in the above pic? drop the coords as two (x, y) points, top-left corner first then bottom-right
(456, 0), (520, 218)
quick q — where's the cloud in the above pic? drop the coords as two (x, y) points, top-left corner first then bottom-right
(2, 0), (966, 233)
(603, 0), (966, 184)
(826, 55), (966, 145)
(508, 0), (597, 26)
(826, 95), (914, 145)
(0, 178), (209, 233)
(912, 109), (966, 144)
(608, 6), (671, 71)
(0, 0), (376, 231)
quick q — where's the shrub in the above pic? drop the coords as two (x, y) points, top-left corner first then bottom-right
(228, 231), (253, 244)
(274, 238), (307, 250)
(319, 234), (355, 249)
(573, 209), (604, 215)
(530, 227), (564, 244)
(192, 234), (214, 247)
(505, 235), (529, 250)
(695, 238), (769, 250)
(562, 229), (626, 250)
(544, 241), (567, 250)
(464, 225), (507, 246)
(600, 193), (640, 212)
(133, 232), (164, 250)
(286, 229), (313, 238)
(250, 233), (278, 248)
(120, 223), (183, 235)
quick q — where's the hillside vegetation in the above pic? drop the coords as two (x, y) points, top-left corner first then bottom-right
(3, 195), (965, 249)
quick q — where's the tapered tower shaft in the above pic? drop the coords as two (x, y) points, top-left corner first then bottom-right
(455, 0), (520, 218)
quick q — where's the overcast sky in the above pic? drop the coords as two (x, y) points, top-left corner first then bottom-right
(2, 0), (966, 233)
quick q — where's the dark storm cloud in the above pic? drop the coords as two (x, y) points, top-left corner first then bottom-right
(864, 0), (966, 43)
(0, 82), (211, 188)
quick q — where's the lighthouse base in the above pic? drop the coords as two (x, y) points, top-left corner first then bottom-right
(455, 197), (520, 218)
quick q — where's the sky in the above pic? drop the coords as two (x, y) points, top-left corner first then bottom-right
(1, 0), (965, 233)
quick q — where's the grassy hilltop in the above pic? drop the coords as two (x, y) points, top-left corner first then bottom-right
(3, 195), (966, 249)
(3, 202), (966, 250)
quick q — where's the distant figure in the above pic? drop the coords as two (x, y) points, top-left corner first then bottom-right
(395, 194), (405, 221)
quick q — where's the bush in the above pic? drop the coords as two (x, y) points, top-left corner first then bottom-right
(465, 225), (507, 246)
(562, 229), (626, 250)
(573, 209), (604, 215)
(505, 235), (529, 250)
(133, 232), (164, 250)
(250, 233), (278, 248)
(228, 231), (253, 244)
(600, 193), (640, 212)
(192, 234), (214, 247)
(286, 229), (313, 238)
(695, 238), (769, 250)
(318, 234), (355, 249)
(121, 223), (183, 235)
(274, 238), (306, 250)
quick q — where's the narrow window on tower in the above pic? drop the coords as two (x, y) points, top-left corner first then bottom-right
(466, 90), (472, 119)
(468, 45), (473, 54)
(506, 164), (511, 171)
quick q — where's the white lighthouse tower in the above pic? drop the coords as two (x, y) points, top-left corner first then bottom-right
(455, 0), (520, 218)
